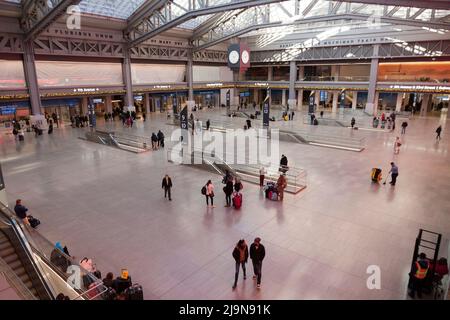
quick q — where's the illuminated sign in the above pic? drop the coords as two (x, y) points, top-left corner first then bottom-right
(255, 82), (269, 87)
(206, 83), (223, 87)
(73, 88), (100, 93)
(153, 85), (171, 89)
(389, 85), (450, 91)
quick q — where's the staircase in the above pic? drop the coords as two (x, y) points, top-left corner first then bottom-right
(0, 230), (38, 298)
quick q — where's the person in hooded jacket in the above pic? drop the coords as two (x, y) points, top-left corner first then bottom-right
(232, 239), (249, 289)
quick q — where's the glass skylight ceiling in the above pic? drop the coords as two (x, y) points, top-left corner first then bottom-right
(78, 0), (147, 20)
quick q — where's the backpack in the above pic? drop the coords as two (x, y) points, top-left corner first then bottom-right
(201, 186), (207, 195)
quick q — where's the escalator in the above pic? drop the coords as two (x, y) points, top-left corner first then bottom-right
(0, 218), (53, 300)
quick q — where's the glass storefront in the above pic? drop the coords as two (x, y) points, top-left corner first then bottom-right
(42, 98), (81, 122)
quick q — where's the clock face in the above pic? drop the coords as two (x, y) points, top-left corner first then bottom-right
(241, 50), (249, 64)
(229, 50), (240, 64)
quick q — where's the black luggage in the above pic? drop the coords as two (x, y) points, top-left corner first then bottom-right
(38, 129), (43, 135)
(27, 215), (40, 228)
(124, 283), (143, 300)
(18, 135), (24, 141)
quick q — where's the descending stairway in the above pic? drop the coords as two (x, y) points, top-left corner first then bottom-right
(0, 230), (38, 298)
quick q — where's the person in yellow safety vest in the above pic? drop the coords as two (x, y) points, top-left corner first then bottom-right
(408, 253), (430, 299)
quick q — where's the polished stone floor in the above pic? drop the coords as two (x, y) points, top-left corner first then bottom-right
(1, 108), (449, 300)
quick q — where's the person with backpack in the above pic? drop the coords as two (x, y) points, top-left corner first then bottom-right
(232, 239), (249, 290)
(401, 121), (408, 134)
(250, 237), (265, 289)
(161, 174), (172, 201)
(351, 117), (356, 128)
(203, 180), (215, 208)
(436, 125), (442, 140)
(223, 177), (234, 207)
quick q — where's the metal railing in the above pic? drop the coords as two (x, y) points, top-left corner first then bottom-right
(0, 202), (108, 300)
(167, 147), (307, 194)
(279, 127), (366, 152)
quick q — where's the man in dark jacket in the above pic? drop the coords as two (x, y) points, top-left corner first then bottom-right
(161, 174), (172, 201)
(14, 199), (29, 225)
(232, 239), (249, 289)
(250, 237), (266, 289)
(279, 154), (288, 173)
(157, 130), (165, 148)
(408, 253), (430, 299)
(224, 177), (234, 207)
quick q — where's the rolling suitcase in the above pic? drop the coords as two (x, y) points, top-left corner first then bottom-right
(232, 192), (242, 209)
(18, 135), (24, 141)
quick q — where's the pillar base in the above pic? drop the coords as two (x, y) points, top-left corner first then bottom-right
(186, 100), (195, 112)
(365, 102), (375, 116)
(288, 99), (297, 111)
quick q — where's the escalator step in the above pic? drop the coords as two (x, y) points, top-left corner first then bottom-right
(0, 241), (12, 251)
(0, 246), (15, 258)
(15, 267), (27, 277)
(2, 252), (19, 264)
(8, 259), (22, 271)
(23, 279), (33, 290)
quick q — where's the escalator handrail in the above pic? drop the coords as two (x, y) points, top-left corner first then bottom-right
(0, 208), (55, 299)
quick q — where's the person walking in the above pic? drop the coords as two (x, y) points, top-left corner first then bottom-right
(259, 167), (266, 187)
(206, 119), (210, 131)
(436, 125), (442, 140)
(401, 121), (408, 134)
(389, 162), (399, 186)
(291, 111), (295, 121)
(151, 133), (158, 150)
(232, 239), (249, 290)
(250, 237), (265, 289)
(142, 112), (146, 122)
(48, 120), (54, 135)
(205, 180), (215, 208)
(52, 112), (59, 128)
(277, 174), (287, 201)
(394, 137), (402, 154)
(408, 253), (430, 299)
(351, 117), (356, 128)
(161, 174), (172, 201)
(223, 177), (234, 207)
(157, 130), (165, 148)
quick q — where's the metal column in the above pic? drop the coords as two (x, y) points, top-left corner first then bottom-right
(22, 41), (42, 115)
